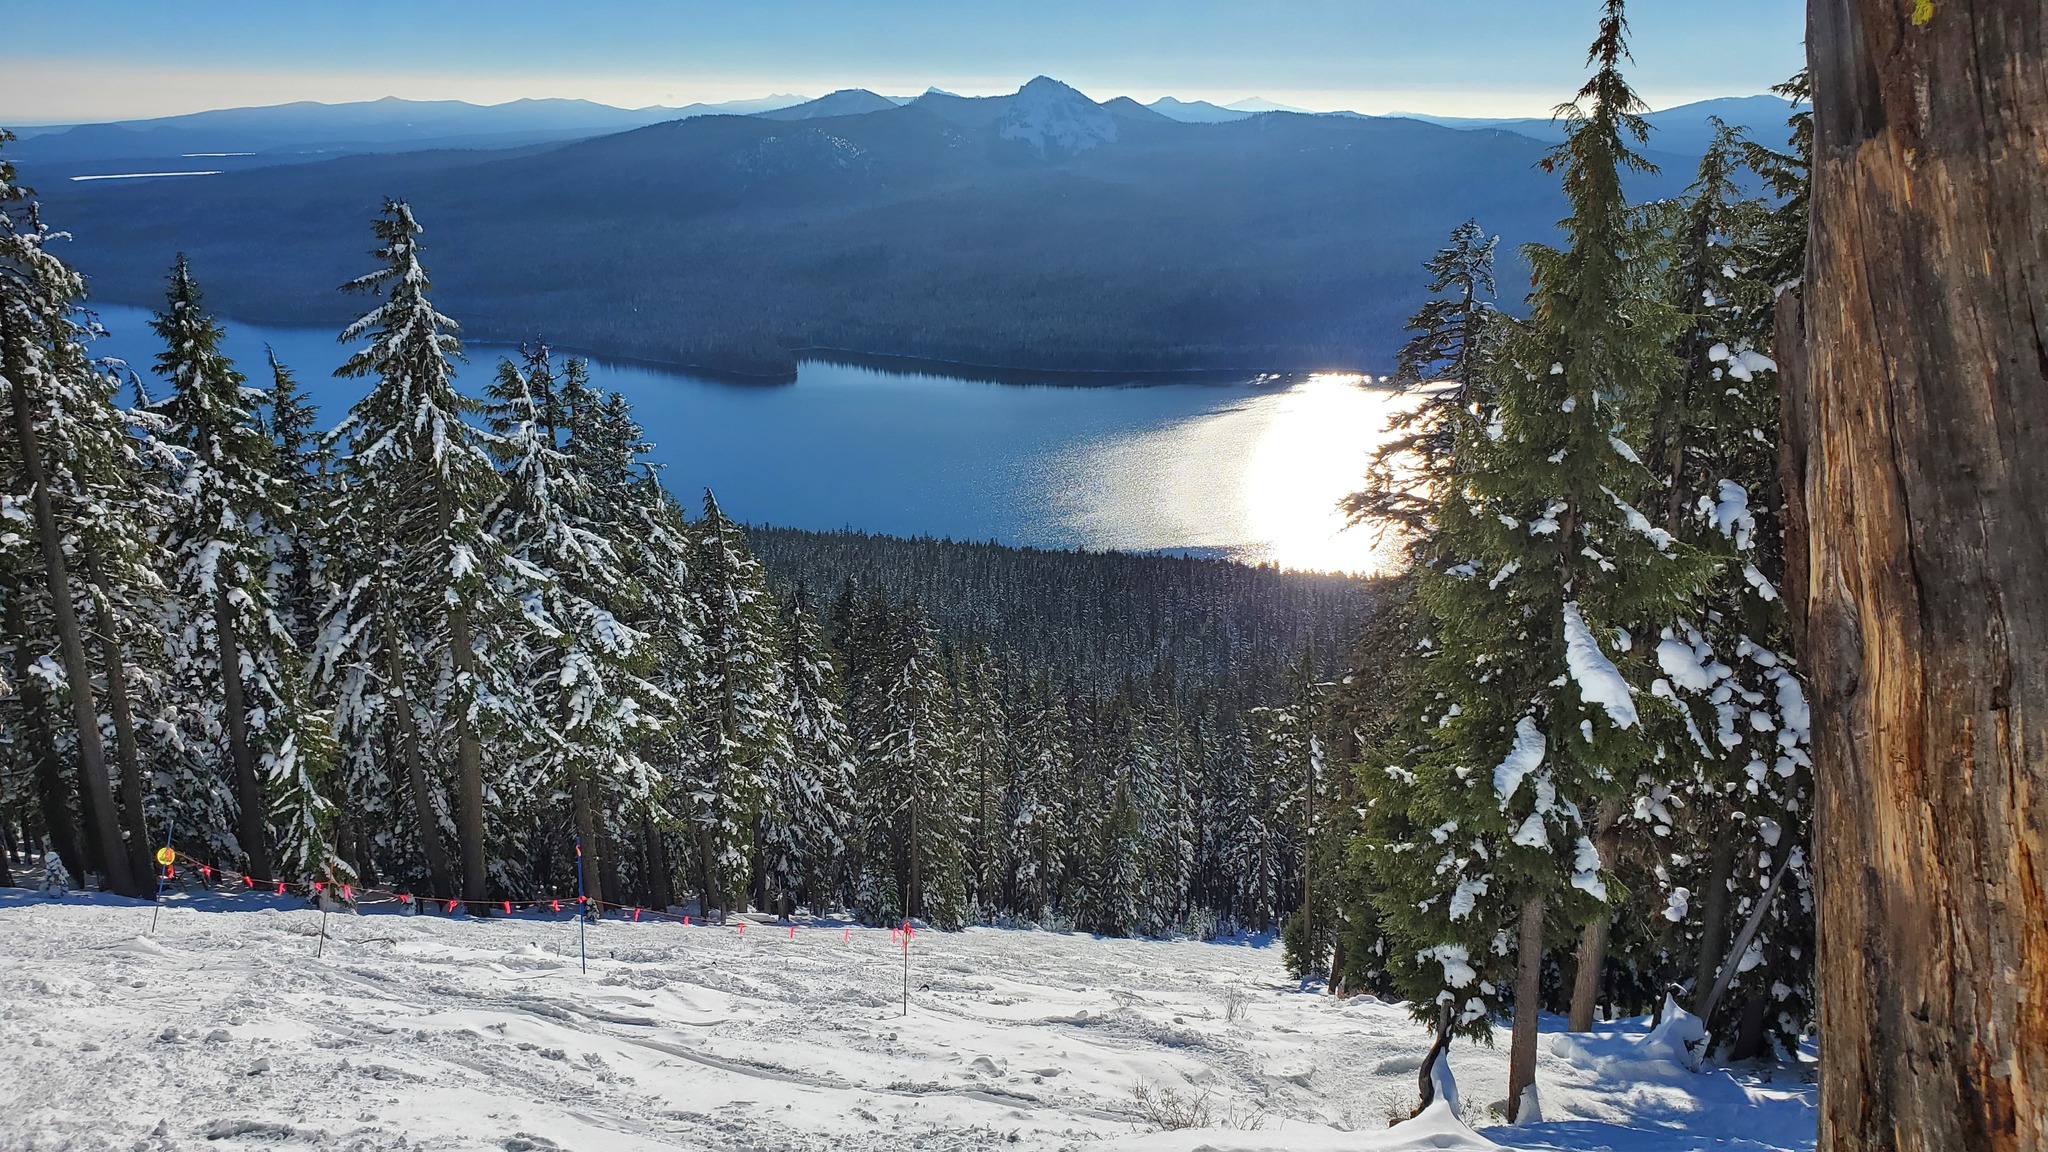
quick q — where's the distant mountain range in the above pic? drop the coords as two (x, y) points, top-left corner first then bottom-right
(4, 95), (806, 171)
(12, 78), (1800, 378)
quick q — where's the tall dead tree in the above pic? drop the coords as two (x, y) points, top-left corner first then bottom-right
(1799, 2), (2046, 1149)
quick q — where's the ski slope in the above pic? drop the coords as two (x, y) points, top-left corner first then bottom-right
(0, 888), (1814, 1151)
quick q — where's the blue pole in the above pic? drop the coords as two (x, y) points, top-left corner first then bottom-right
(149, 815), (174, 934)
(575, 835), (587, 973)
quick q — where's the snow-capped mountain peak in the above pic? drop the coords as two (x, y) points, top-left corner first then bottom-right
(998, 76), (1117, 157)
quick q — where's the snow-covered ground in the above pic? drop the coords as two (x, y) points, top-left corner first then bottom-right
(0, 887), (1814, 1151)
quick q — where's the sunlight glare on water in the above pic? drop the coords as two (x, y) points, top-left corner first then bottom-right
(1050, 373), (1421, 575)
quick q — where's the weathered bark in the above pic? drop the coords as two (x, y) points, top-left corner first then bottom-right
(1506, 895), (1545, 1123)
(214, 586), (269, 881)
(87, 556), (153, 885)
(1803, 2), (2048, 1149)
(384, 613), (452, 899)
(9, 371), (137, 896)
(1774, 289), (1813, 647)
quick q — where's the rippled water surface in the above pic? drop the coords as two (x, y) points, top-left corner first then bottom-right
(90, 304), (1412, 573)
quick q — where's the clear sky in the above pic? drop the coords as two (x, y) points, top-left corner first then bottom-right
(2, 0), (1805, 125)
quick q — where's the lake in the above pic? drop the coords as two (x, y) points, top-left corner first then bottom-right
(86, 303), (1412, 574)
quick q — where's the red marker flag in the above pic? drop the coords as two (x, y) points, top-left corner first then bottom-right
(789, 925), (796, 940)
(633, 907), (642, 922)
(551, 900), (561, 913)
(503, 900), (513, 915)
(446, 899), (458, 914)
(275, 882), (285, 895)
(343, 884), (353, 901)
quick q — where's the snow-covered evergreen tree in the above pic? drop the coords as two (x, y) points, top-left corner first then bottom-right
(153, 255), (310, 882)
(758, 589), (854, 914)
(684, 490), (788, 916)
(0, 141), (148, 895)
(1003, 671), (1070, 922)
(1356, 1), (1710, 1119)
(850, 598), (963, 927)
(314, 200), (521, 906)
(487, 347), (657, 901)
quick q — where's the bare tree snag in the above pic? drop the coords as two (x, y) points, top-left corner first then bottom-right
(1803, 1), (2047, 1149)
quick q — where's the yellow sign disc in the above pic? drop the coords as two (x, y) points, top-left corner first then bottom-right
(155, 847), (176, 866)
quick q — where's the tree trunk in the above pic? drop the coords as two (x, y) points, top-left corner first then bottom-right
(87, 557), (153, 886)
(1692, 828), (1738, 1009)
(443, 537), (488, 911)
(384, 614), (452, 899)
(1506, 894), (1544, 1123)
(9, 372), (137, 896)
(1567, 808), (1625, 1032)
(8, 587), (84, 882)
(645, 817), (673, 912)
(1567, 916), (1611, 1034)
(570, 763), (604, 912)
(1803, 3), (2048, 1149)
(215, 586), (269, 880)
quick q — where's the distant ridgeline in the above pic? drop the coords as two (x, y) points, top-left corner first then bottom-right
(746, 525), (1373, 699)
(18, 80), (1794, 378)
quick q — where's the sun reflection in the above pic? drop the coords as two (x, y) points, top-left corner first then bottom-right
(1048, 374), (1425, 576)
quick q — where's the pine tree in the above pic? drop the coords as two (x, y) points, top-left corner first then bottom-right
(949, 642), (1010, 920)
(314, 200), (519, 906)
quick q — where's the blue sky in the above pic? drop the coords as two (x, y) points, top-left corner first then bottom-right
(3, 1), (1805, 124)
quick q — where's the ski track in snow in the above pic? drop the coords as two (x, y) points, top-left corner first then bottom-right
(0, 888), (1814, 1151)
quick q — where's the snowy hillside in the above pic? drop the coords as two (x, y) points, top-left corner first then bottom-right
(1, 891), (1814, 1151)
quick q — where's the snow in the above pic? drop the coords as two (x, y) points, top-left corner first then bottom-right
(1491, 716), (1547, 806)
(1561, 602), (1638, 729)
(0, 889), (1815, 1151)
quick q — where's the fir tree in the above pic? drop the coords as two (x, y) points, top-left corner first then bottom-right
(153, 255), (309, 882)
(1348, 220), (1500, 534)
(315, 200), (519, 906)
(685, 490), (789, 917)
(1357, 0), (1709, 1120)
(488, 348), (657, 906)
(0, 140), (142, 894)
(758, 589), (854, 915)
